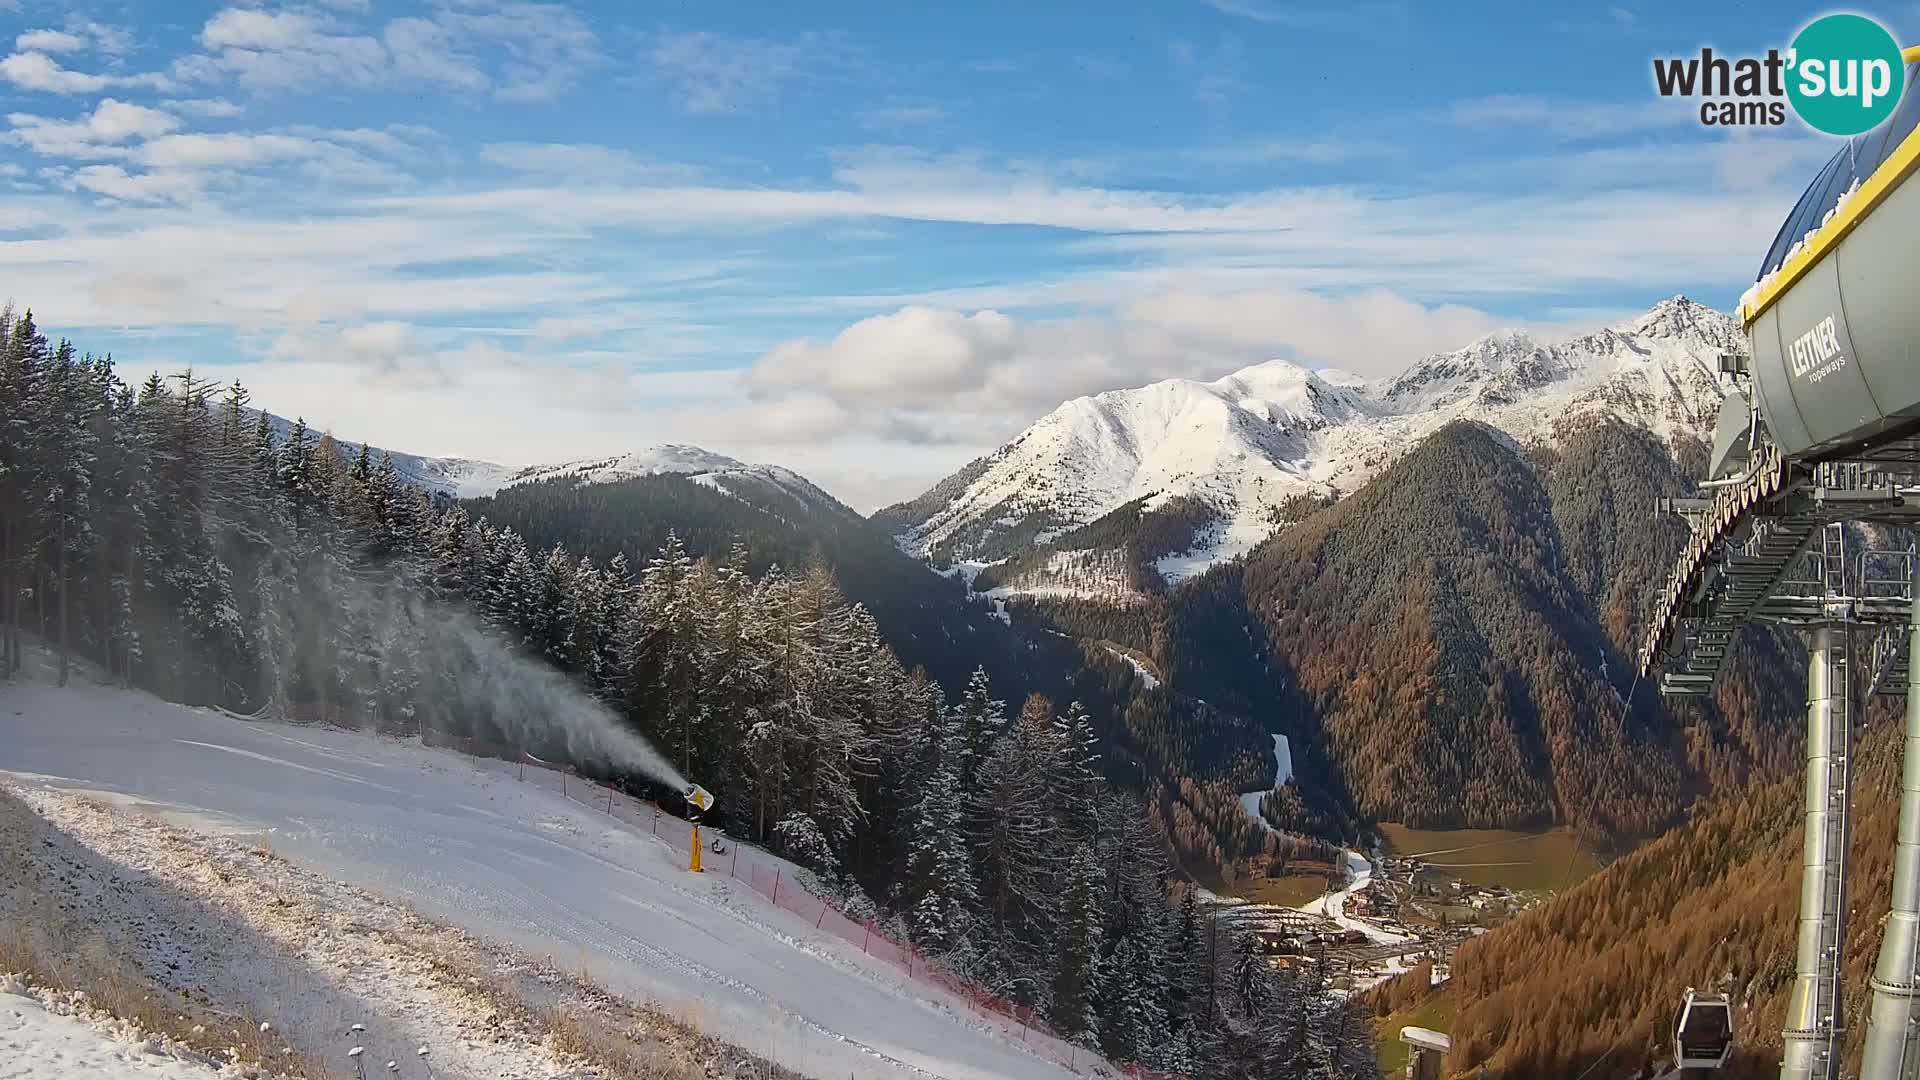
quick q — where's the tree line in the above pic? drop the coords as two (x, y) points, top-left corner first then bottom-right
(0, 309), (1378, 1079)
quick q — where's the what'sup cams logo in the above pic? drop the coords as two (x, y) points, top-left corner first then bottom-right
(1653, 13), (1907, 135)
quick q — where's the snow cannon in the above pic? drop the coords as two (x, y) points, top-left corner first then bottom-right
(683, 782), (715, 872)
(1738, 46), (1920, 461)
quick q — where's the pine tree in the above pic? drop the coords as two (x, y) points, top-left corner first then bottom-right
(973, 693), (1068, 995)
(0, 309), (48, 672)
(955, 665), (1005, 793)
(905, 704), (980, 960)
(1051, 844), (1104, 1041)
(34, 340), (101, 685)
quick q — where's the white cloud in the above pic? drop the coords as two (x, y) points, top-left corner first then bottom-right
(204, 349), (742, 465)
(1, 51), (168, 94)
(88, 272), (207, 314)
(430, 3), (602, 104)
(188, 8), (386, 90)
(381, 16), (487, 93)
(1120, 287), (1539, 374)
(478, 141), (696, 181)
(8, 99), (179, 158)
(184, 3), (599, 102)
(749, 308), (1018, 409)
(359, 149), (1790, 296)
(737, 286), (1630, 453)
(15, 30), (85, 54)
(92, 99), (181, 141)
(81, 22), (134, 56)
(162, 97), (244, 118)
(270, 320), (448, 385)
(645, 30), (846, 114)
(137, 132), (324, 169)
(66, 164), (204, 203)
(201, 9), (329, 52)
(14, 23), (130, 56)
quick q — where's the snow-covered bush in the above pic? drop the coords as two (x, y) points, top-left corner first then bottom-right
(771, 811), (838, 878)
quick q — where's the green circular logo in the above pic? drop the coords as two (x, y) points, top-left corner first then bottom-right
(1787, 13), (1906, 135)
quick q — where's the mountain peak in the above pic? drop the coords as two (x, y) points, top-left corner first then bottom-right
(1619, 294), (1736, 342)
(889, 296), (1738, 588)
(481, 444), (751, 495)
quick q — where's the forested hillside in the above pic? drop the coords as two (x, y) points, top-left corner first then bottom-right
(0, 309), (1377, 1078)
(467, 450), (1306, 873)
(466, 469), (1140, 742)
(1150, 418), (1802, 843)
(1443, 697), (1904, 1078)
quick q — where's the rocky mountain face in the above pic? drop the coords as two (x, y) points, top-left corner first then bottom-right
(878, 296), (1740, 598)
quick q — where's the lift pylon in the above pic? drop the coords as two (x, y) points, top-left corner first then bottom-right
(1781, 524), (1856, 1080)
(1862, 556), (1920, 1079)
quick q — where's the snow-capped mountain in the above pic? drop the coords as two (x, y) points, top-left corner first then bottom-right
(488, 444), (746, 489)
(881, 296), (1739, 591)
(253, 410), (847, 518)
(473, 444), (854, 518)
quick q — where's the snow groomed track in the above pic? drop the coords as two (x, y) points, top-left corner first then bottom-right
(0, 681), (1107, 1080)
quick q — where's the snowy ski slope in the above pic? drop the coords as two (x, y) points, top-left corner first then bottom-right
(0, 682), (1088, 1080)
(1, 978), (227, 1080)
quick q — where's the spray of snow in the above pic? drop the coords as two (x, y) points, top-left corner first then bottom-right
(306, 565), (690, 795)
(416, 603), (689, 792)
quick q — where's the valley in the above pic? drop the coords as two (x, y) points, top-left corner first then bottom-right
(1376, 824), (1607, 895)
(0, 293), (1824, 1079)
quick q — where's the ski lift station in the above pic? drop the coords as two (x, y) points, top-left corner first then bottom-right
(1641, 44), (1920, 1080)
(1399, 1026), (1448, 1080)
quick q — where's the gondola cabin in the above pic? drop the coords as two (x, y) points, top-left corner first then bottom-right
(1674, 989), (1733, 1070)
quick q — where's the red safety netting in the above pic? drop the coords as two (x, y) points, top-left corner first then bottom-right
(474, 746), (1184, 1080)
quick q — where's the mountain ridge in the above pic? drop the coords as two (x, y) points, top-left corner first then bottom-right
(881, 296), (1739, 594)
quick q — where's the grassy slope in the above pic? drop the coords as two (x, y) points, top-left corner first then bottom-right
(1377, 824), (1606, 893)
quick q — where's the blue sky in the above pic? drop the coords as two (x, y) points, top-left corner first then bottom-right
(0, 0), (1899, 508)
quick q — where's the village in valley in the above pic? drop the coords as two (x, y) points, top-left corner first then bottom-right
(1205, 844), (1545, 996)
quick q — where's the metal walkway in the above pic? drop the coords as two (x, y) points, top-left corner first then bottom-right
(1640, 448), (1920, 697)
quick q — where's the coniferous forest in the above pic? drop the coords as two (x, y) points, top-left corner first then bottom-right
(0, 309), (1380, 1077)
